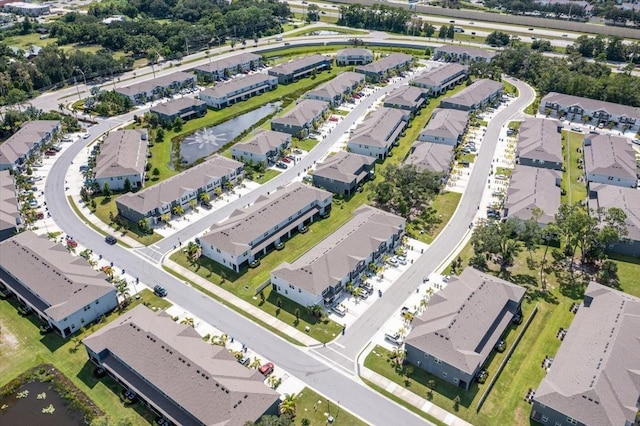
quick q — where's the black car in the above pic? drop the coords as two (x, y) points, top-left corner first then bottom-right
(105, 235), (117, 245)
(154, 285), (168, 297)
(201, 200), (213, 210)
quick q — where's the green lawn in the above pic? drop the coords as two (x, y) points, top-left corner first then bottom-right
(561, 130), (587, 204)
(0, 293), (172, 424)
(294, 138), (320, 152)
(252, 168), (281, 184)
(293, 387), (367, 426)
(285, 26), (367, 38)
(4, 32), (59, 49)
(413, 191), (462, 244)
(90, 195), (163, 246)
(460, 153), (476, 164)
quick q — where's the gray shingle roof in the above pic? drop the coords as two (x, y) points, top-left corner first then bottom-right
(313, 151), (375, 184)
(0, 231), (115, 321)
(193, 52), (261, 74)
(349, 107), (407, 149)
(305, 72), (364, 101)
(150, 97), (206, 117)
(200, 74), (277, 99)
(419, 108), (468, 141)
(588, 183), (640, 243)
(116, 155), (242, 216)
(383, 86), (426, 109)
(268, 54), (332, 76)
(541, 92), (640, 121)
(83, 305), (279, 426)
(271, 99), (328, 128)
(435, 45), (497, 61)
(584, 134), (638, 181)
(94, 130), (148, 180)
(0, 120), (59, 166)
(413, 63), (468, 88)
(336, 48), (372, 58)
(405, 267), (525, 375)
(233, 130), (290, 156)
(441, 79), (503, 109)
(405, 141), (454, 174)
(0, 170), (19, 236)
(200, 182), (332, 256)
(115, 71), (194, 98)
(355, 53), (412, 74)
(517, 118), (563, 164)
(272, 205), (405, 296)
(533, 282), (640, 426)
(505, 164), (561, 225)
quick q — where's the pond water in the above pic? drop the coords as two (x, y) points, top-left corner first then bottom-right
(307, 30), (340, 36)
(0, 381), (84, 425)
(180, 102), (281, 165)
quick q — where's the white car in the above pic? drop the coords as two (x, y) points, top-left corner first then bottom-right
(83, 133), (91, 139)
(332, 304), (347, 317)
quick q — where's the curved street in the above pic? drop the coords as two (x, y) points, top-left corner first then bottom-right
(39, 34), (535, 425)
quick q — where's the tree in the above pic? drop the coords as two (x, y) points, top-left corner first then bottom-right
(446, 24), (455, 40)
(173, 117), (183, 132)
(152, 167), (160, 179)
(123, 178), (132, 193)
(187, 241), (201, 260)
(102, 182), (112, 197)
(307, 3), (320, 22)
(138, 217), (151, 234)
(279, 393), (297, 418)
(249, 357), (262, 369)
(180, 317), (195, 327)
(172, 205), (184, 216)
(539, 223), (560, 290)
(598, 259), (619, 287)
(486, 31), (511, 47)
(155, 128), (165, 142)
(453, 395), (461, 411)
(438, 25), (447, 39)
(189, 199), (197, 211)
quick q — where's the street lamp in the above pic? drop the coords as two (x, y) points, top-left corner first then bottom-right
(74, 67), (86, 102)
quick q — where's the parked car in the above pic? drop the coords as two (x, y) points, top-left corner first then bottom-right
(238, 355), (251, 366)
(83, 133), (91, 139)
(571, 127), (582, 132)
(28, 199), (39, 208)
(281, 157), (291, 163)
(153, 285), (168, 297)
(387, 257), (399, 267)
(275, 162), (288, 169)
(201, 200), (213, 210)
(259, 362), (274, 376)
(66, 238), (78, 248)
(44, 150), (57, 156)
(384, 331), (402, 345)
(79, 165), (90, 172)
(105, 235), (117, 245)
(361, 282), (374, 295)
(332, 304), (347, 317)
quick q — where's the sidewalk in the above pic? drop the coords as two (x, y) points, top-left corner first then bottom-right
(359, 366), (473, 426)
(163, 258), (320, 347)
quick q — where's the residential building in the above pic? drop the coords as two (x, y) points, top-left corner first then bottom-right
(3, 2), (49, 16)
(116, 155), (243, 223)
(405, 267), (525, 390)
(271, 205), (405, 307)
(335, 48), (373, 66)
(83, 305), (279, 426)
(347, 107), (407, 160)
(0, 231), (118, 338)
(268, 54), (332, 84)
(192, 52), (262, 80)
(404, 141), (454, 175)
(312, 151), (376, 196)
(305, 72), (365, 107)
(517, 118), (563, 170)
(199, 74), (278, 109)
(503, 165), (561, 226)
(588, 183), (640, 256)
(531, 282), (640, 426)
(418, 108), (469, 146)
(439, 79), (503, 111)
(539, 92), (640, 131)
(150, 98), (207, 124)
(114, 71), (196, 104)
(433, 45), (497, 64)
(231, 130), (291, 165)
(94, 130), (148, 191)
(412, 63), (469, 95)
(583, 134), (638, 188)
(0, 170), (20, 241)
(0, 120), (60, 171)
(355, 53), (413, 82)
(383, 86), (427, 116)
(270, 99), (329, 138)
(199, 182), (332, 272)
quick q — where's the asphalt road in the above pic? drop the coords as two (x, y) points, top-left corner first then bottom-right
(315, 77), (536, 369)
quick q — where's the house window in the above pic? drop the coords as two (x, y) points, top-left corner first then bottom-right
(453, 378), (459, 383)
(566, 418), (577, 425)
(289, 284), (294, 289)
(95, 300), (100, 305)
(216, 248), (221, 253)
(540, 416), (548, 423)
(555, 422), (562, 426)
(434, 358), (442, 364)
(442, 372), (447, 377)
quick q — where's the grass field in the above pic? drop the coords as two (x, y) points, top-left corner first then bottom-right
(0, 291), (172, 424)
(293, 387), (367, 426)
(561, 130), (587, 204)
(90, 195), (163, 246)
(415, 191), (462, 244)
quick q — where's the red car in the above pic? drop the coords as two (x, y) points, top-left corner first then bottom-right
(259, 362), (274, 376)
(45, 150), (57, 156)
(329, 116), (338, 122)
(281, 157), (291, 163)
(66, 238), (78, 248)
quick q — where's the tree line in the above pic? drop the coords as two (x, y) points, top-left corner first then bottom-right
(471, 43), (640, 107)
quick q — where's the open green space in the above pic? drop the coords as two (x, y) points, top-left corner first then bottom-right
(292, 387), (367, 426)
(285, 26), (367, 38)
(294, 138), (320, 152)
(3, 32), (59, 49)
(89, 195), (163, 246)
(561, 130), (587, 204)
(253, 168), (282, 184)
(414, 191), (462, 244)
(0, 293), (172, 424)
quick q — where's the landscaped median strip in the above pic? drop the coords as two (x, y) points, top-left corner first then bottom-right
(162, 258), (318, 346)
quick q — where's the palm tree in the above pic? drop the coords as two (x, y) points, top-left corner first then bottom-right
(214, 187), (222, 198)
(117, 281), (130, 302)
(279, 393), (297, 418)
(102, 265), (114, 281)
(189, 199), (197, 211)
(161, 213), (170, 223)
(402, 311), (415, 324)
(345, 281), (354, 295)
(353, 287), (363, 303)
(187, 241), (201, 260)
(307, 304), (323, 318)
(172, 205), (184, 217)
(199, 192), (210, 202)
(249, 357), (262, 369)
(58, 102), (64, 113)
(180, 317), (195, 328)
